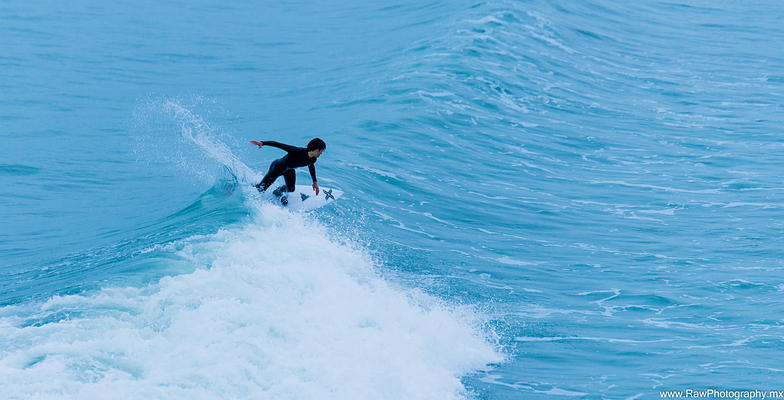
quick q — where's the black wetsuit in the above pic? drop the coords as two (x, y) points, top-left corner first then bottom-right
(255, 141), (318, 193)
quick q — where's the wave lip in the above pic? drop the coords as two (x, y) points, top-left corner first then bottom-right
(0, 204), (503, 399)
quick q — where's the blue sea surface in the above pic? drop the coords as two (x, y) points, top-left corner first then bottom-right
(2, 0), (784, 398)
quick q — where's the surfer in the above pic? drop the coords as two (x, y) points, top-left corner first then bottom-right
(251, 138), (326, 200)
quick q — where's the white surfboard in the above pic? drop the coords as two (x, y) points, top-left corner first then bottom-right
(274, 185), (343, 211)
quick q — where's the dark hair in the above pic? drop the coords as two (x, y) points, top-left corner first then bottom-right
(307, 138), (326, 151)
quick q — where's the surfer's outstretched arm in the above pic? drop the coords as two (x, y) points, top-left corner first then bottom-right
(260, 141), (298, 153)
(251, 140), (300, 153)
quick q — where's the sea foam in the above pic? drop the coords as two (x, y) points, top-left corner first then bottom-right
(0, 200), (503, 399)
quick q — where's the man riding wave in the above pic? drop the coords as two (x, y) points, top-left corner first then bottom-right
(250, 138), (326, 202)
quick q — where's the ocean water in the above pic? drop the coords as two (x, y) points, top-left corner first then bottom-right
(2, 0), (783, 398)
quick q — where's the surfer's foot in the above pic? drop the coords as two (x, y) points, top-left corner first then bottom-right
(255, 183), (264, 192)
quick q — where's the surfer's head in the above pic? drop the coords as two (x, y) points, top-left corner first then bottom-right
(307, 138), (326, 159)
(307, 138), (326, 151)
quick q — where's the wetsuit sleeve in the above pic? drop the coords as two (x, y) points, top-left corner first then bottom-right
(262, 141), (299, 154)
(309, 164), (317, 182)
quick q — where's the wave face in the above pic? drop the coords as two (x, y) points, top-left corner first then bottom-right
(1, 93), (502, 398)
(2, 0), (784, 398)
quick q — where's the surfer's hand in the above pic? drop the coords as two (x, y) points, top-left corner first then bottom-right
(250, 141), (264, 148)
(313, 182), (320, 195)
